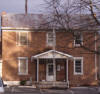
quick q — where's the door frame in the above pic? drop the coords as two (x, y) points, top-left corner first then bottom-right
(46, 63), (54, 81)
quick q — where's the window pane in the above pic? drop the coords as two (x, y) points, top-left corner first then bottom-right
(47, 32), (54, 46)
(76, 60), (81, 66)
(76, 68), (81, 72)
(48, 65), (53, 75)
(20, 59), (27, 74)
(75, 59), (82, 73)
(75, 39), (81, 44)
(75, 33), (82, 45)
(20, 32), (28, 45)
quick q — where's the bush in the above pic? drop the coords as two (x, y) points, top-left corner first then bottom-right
(20, 80), (26, 85)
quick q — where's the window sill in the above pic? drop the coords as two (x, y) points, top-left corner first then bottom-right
(74, 44), (83, 47)
(16, 44), (29, 47)
(74, 73), (83, 75)
(18, 73), (28, 76)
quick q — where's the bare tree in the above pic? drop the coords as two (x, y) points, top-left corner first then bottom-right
(79, 0), (100, 25)
(43, 0), (100, 54)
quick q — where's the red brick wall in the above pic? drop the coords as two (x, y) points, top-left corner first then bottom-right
(2, 31), (98, 86)
(56, 59), (66, 81)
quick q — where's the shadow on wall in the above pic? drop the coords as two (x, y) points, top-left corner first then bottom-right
(2, 26), (99, 85)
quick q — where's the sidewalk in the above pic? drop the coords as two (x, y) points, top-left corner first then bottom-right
(5, 85), (38, 93)
(4, 86), (99, 94)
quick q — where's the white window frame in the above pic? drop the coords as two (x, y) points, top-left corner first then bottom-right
(74, 57), (83, 75)
(16, 31), (28, 46)
(46, 32), (56, 46)
(18, 57), (28, 75)
(74, 33), (83, 47)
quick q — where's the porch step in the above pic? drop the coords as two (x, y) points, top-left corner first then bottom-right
(35, 82), (68, 89)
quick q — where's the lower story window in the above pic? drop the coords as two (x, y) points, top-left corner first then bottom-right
(18, 57), (28, 75)
(74, 57), (83, 75)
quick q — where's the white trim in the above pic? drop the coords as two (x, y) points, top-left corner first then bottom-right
(95, 33), (97, 80)
(46, 61), (48, 81)
(66, 59), (68, 82)
(66, 59), (69, 88)
(37, 58), (39, 82)
(16, 31), (28, 46)
(18, 57), (28, 59)
(46, 63), (54, 81)
(18, 57), (28, 75)
(74, 57), (83, 75)
(53, 58), (56, 81)
(32, 50), (73, 59)
(3, 30), (31, 32)
(46, 32), (56, 47)
(2, 27), (34, 30)
(4, 81), (20, 86)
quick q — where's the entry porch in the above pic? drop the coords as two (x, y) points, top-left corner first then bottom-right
(31, 50), (73, 88)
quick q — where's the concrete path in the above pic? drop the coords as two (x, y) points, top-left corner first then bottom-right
(4, 86), (99, 94)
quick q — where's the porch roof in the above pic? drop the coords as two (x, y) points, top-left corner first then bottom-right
(32, 50), (73, 59)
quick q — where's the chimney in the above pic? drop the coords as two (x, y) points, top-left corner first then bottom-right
(1, 11), (7, 16)
(25, 0), (28, 14)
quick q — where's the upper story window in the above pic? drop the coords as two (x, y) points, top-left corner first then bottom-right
(74, 57), (83, 75)
(18, 57), (28, 75)
(16, 32), (28, 46)
(47, 32), (56, 46)
(74, 32), (83, 47)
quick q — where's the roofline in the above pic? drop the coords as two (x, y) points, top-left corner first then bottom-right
(1, 27), (64, 31)
(2, 27), (100, 32)
(32, 50), (73, 59)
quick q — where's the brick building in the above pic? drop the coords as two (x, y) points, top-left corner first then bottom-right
(1, 14), (99, 88)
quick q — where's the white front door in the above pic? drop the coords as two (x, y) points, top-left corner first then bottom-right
(46, 63), (54, 81)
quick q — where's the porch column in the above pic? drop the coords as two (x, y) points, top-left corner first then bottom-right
(37, 58), (39, 82)
(53, 58), (56, 81)
(66, 59), (69, 87)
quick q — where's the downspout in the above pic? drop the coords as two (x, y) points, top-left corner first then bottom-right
(53, 28), (56, 86)
(66, 59), (69, 88)
(98, 47), (100, 79)
(95, 33), (97, 80)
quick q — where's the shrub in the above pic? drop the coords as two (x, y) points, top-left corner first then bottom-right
(20, 80), (26, 85)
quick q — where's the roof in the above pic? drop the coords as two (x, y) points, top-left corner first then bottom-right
(1, 14), (49, 29)
(1, 13), (99, 30)
(32, 50), (73, 59)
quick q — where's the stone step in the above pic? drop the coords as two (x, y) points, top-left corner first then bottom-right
(37, 85), (68, 89)
(35, 82), (68, 89)
(39, 82), (67, 84)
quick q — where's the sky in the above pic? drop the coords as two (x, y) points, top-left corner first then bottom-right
(0, 0), (45, 14)
(0, 0), (45, 31)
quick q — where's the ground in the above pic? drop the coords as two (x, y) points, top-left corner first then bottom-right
(4, 86), (99, 94)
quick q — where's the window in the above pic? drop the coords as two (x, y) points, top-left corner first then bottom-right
(18, 57), (28, 75)
(74, 32), (83, 46)
(16, 32), (28, 46)
(47, 32), (55, 46)
(74, 57), (83, 75)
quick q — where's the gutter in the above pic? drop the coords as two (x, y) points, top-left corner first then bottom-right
(95, 33), (97, 80)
